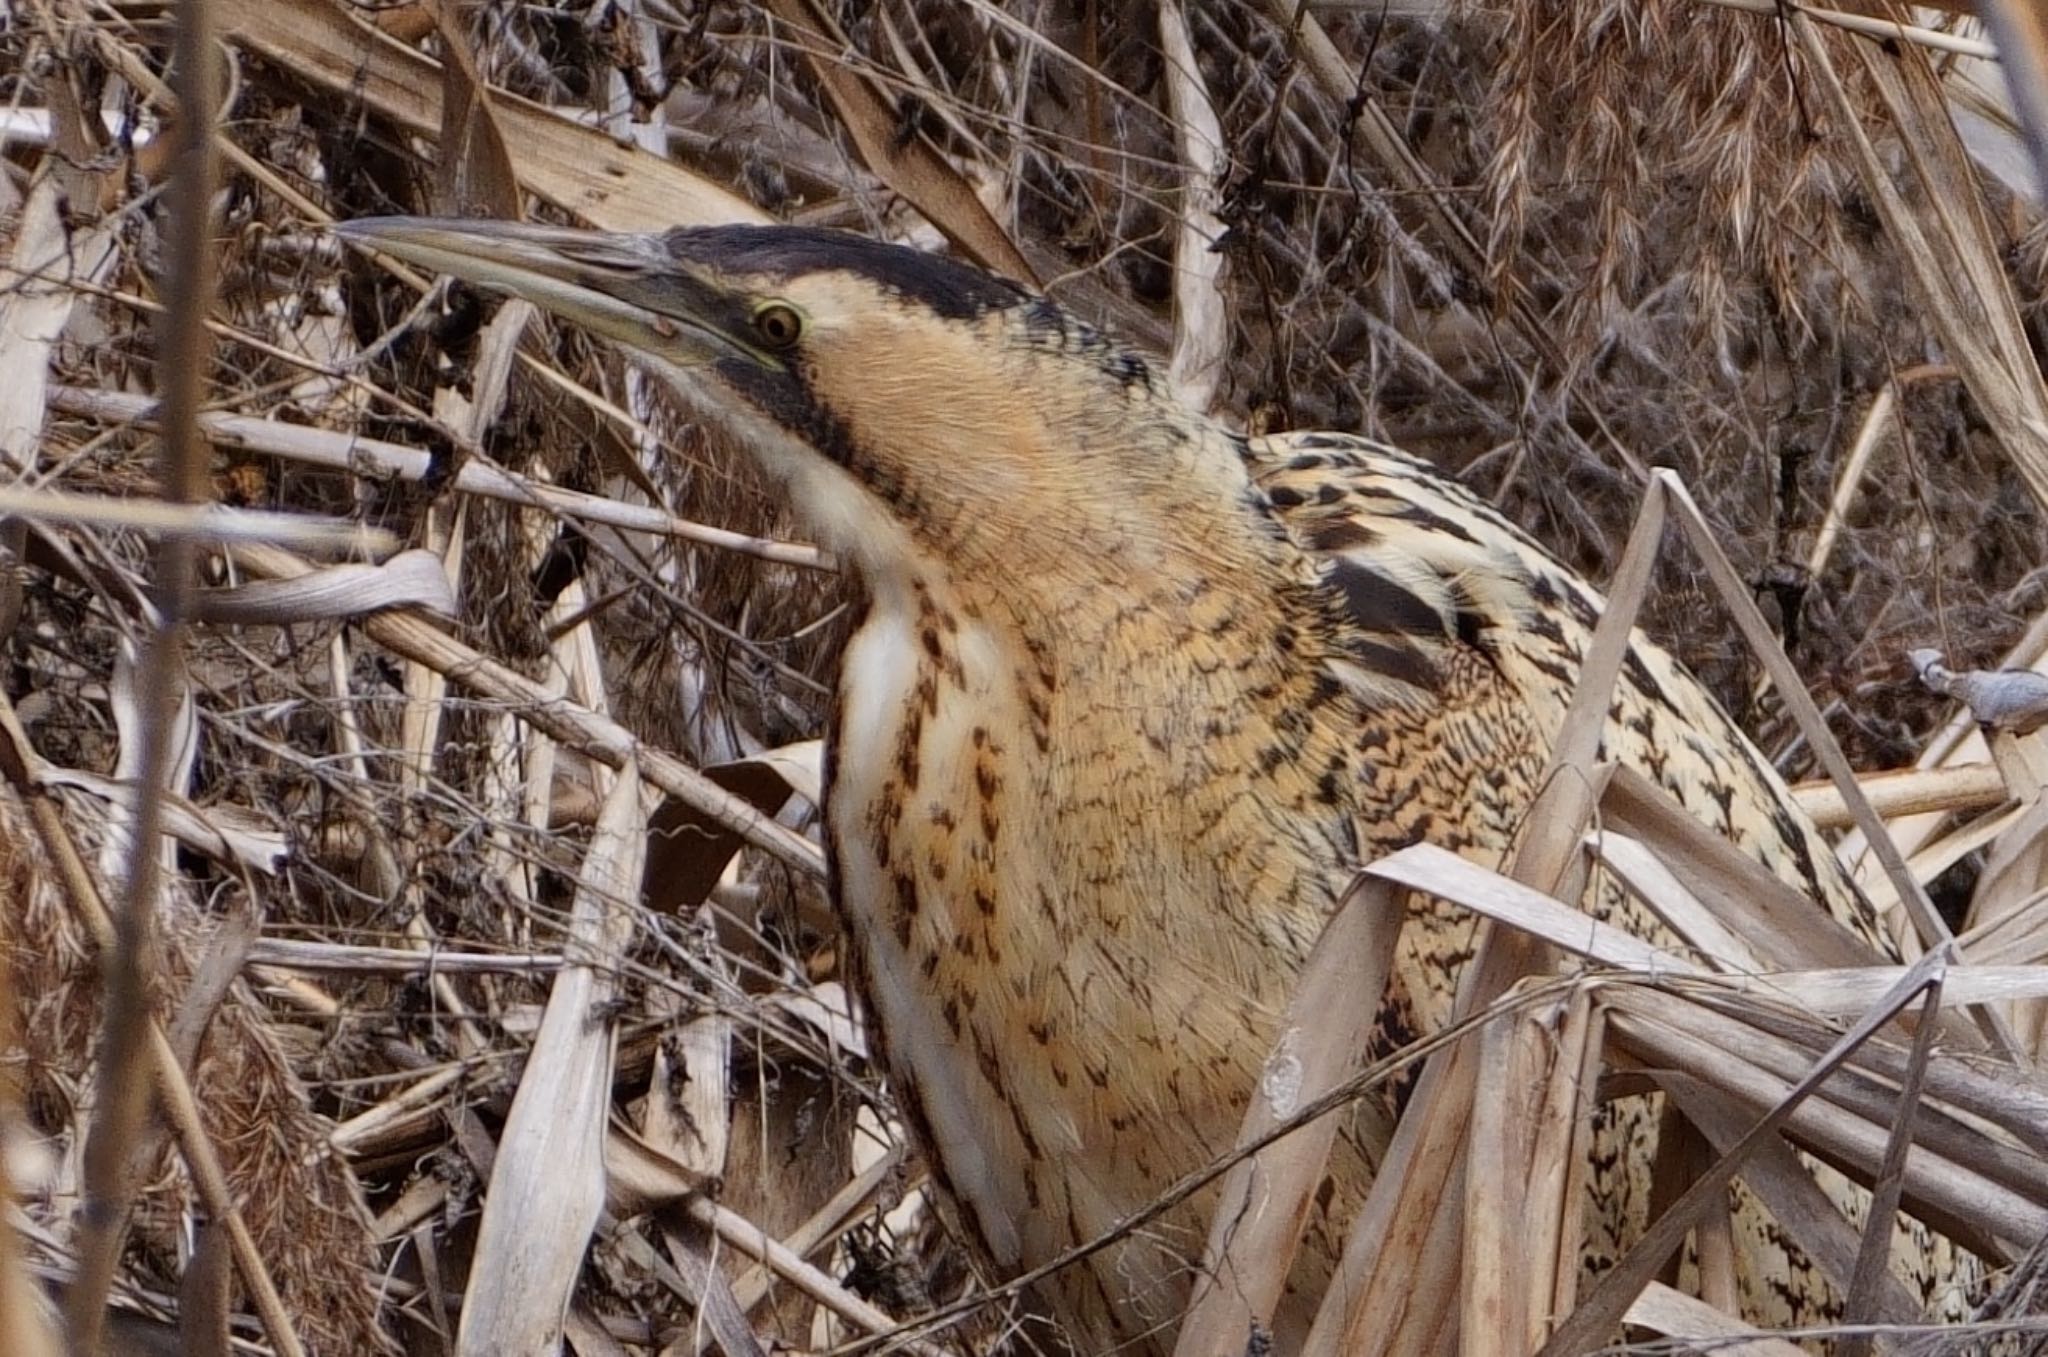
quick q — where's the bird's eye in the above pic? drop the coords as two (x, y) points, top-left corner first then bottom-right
(753, 302), (803, 349)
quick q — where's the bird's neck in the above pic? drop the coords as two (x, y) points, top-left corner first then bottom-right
(860, 407), (1323, 628)
(822, 416), (1361, 1237)
(841, 408), (1359, 849)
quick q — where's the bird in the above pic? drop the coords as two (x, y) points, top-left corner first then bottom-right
(334, 216), (1962, 1353)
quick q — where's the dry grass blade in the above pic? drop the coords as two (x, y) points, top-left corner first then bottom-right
(1365, 843), (1694, 976)
(1175, 877), (1402, 1357)
(1300, 783), (1596, 1356)
(1838, 960), (1944, 1357)
(1805, 382), (1896, 585)
(195, 550), (455, 624)
(1604, 766), (1894, 974)
(457, 768), (646, 1354)
(1590, 831), (1770, 973)
(1623, 1282), (1806, 1357)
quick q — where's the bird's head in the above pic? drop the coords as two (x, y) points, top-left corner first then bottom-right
(335, 218), (1270, 609)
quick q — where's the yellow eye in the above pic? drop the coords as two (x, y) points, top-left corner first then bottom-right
(753, 302), (803, 349)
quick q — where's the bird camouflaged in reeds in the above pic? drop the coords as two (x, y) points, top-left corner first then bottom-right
(337, 217), (1972, 1353)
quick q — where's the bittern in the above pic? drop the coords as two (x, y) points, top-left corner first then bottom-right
(336, 217), (1960, 1351)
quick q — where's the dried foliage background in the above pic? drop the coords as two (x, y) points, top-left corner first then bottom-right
(5, 0), (2048, 1352)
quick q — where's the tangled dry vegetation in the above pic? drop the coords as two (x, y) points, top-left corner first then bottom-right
(8, 0), (2048, 1352)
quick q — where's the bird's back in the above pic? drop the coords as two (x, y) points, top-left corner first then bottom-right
(1251, 428), (1876, 938)
(1247, 427), (1965, 1333)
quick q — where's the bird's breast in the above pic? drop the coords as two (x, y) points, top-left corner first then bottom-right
(823, 579), (1355, 1304)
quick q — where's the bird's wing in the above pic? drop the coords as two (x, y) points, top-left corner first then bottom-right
(1246, 428), (1887, 950)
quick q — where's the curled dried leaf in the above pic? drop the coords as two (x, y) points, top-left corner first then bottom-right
(193, 549), (458, 624)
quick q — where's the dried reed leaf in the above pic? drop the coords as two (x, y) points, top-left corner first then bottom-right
(1713, 964), (2048, 1016)
(644, 752), (808, 918)
(1623, 1280), (1806, 1357)
(425, 0), (520, 220)
(1176, 877), (1402, 1357)
(644, 1010), (731, 1182)
(1365, 842), (1694, 976)
(195, 549), (457, 624)
(1590, 830), (1771, 972)
(605, 1119), (715, 1217)
(1605, 766), (1892, 973)
(760, 0), (1035, 284)
(34, 769), (285, 875)
(645, 1219), (766, 1357)
(458, 766), (647, 1355)
(216, 0), (762, 229)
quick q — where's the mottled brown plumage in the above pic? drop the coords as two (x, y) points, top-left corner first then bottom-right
(337, 217), (1968, 1352)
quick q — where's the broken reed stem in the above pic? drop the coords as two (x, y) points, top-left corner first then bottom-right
(1173, 876), (1401, 1357)
(1792, 763), (2008, 829)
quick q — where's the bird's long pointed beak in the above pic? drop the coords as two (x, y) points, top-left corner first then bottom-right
(332, 216), (753, 366)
